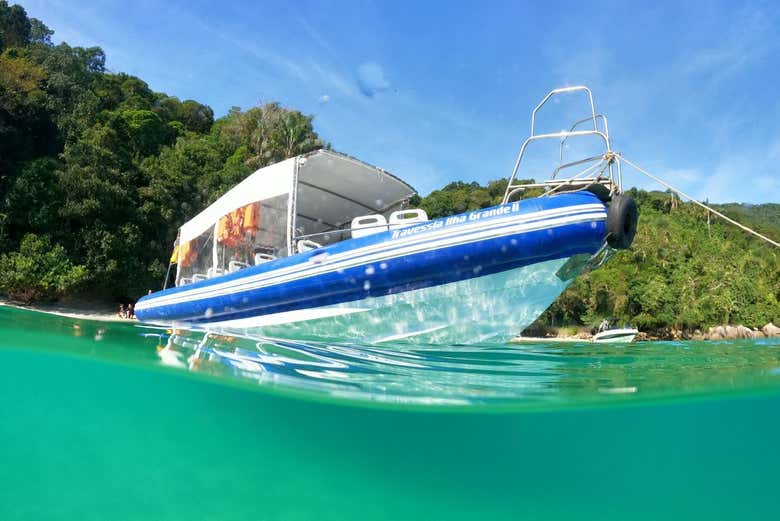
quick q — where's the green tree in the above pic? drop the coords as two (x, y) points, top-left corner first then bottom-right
(0, 0), (30, 50)
(222, 102), (324, 169)
(179, 99), (213, 133)
(2, 156), (63, 241)
(0, 233), (87, 302)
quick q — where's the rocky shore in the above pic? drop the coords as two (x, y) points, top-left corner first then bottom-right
(700, 323), (780, 340)
(519, 322), (780, 342)
(3, 295), (779, 342)
(636, 322), (780, 341)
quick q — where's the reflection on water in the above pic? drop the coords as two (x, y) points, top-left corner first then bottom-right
(0, 305), (778, 408)
(152, 326), (780, 407)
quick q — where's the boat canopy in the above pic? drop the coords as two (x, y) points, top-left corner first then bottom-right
(173, 150), (416, 286)
(179, 157), (296, 245)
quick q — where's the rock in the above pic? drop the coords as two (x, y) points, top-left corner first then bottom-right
(708, 325), (726, 340)
(722, 325), (753, 339)
(763, 323), (780, 337)
(706, 324), (756, 340)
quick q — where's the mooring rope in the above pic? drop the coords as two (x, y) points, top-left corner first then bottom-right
(617, 154), (780, 249)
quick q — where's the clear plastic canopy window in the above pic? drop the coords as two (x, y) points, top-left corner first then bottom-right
(174, 150), (416, 285)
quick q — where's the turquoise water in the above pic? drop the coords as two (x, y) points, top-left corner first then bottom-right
(1, 305), (779, 520)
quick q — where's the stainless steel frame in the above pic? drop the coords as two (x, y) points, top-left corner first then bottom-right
(502, 86), (622, 204)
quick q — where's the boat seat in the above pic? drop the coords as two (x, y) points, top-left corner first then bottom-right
(297, 239), (322, 253)
(351, 214), (388, 238)
(388, 209), (429, 229)
(192, 273), (208, 282)
(229, 260), (250, 272)
(207, 267), (225, 278)
(253, 253), (276, 265)
(177, 277), (192, 286)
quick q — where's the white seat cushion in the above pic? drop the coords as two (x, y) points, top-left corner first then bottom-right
(297, 239), (322, 253)
(351, 214), (388, 238)
(388, 209), (428, 229)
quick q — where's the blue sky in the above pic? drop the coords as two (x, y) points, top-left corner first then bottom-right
(17, 0), (780, 203)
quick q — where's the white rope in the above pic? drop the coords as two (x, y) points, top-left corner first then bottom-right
(544, 158), (609, 197)
(618, 155), (780, 249)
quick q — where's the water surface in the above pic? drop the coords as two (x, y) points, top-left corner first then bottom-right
(1, 305), (778, 520)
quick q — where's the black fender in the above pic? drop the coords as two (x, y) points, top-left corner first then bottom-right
(606, 194), (638, 249)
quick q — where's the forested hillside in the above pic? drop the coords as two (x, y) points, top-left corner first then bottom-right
(414, 181), (779, 334)
(1, 2), (777, 334)
(0, 2), (323, 301)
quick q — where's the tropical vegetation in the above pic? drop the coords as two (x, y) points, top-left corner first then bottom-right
(0, 2), (323, 301)
(414, 182), (779, 334)
(0, 2), (777, 335)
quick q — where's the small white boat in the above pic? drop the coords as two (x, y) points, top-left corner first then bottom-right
(592, 328), (638, 343)
(592, 320), (639, 343)
(136, 86), (638, 344)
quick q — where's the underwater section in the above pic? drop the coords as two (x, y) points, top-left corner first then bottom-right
(1, 306), (780, 520)
(219, 257), (574, 344)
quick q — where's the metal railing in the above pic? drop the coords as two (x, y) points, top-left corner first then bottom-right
(502, 86), (621, 204)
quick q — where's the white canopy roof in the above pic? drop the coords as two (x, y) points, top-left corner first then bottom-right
(178, 150), (416, 244)
(295, 150), (417, 232)
(179, 156), (296, 244)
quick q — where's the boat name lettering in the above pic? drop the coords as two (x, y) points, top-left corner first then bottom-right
(391, 202), (521, 239)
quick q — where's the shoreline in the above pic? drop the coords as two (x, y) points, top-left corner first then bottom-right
(2, 299), (777, 341)
(518, 323), (780, 342)
(0, 300), (133, 323)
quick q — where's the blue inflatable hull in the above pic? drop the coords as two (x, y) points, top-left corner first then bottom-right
(136, 192), (608, 342)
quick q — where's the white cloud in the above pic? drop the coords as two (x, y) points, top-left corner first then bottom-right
(683, 6), (777, 82)
(310, 62), (360, 100)
(696, 150), (778, 204)
(298, 16), (338, 59)
(663, 168), (700, 184)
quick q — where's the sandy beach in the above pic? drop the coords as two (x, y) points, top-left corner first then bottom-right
(0, 299), (132, 323)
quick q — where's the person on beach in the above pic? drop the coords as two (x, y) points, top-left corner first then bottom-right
(118, 304), (126, 318)
(128, 303), (135, 319)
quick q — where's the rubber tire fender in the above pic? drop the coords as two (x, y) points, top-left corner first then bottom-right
(606, 195), (638, 249)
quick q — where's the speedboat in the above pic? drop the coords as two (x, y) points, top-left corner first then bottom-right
(592, 327), (639, 343)
(135, 86), (638, 343)
(592, 319), (639, 343)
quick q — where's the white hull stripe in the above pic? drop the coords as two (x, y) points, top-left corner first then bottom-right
(138, 207), (605, 310)
(138, 202), (603, 310)
(138, 203), (604, 310)
(138, 208), (605, 310)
